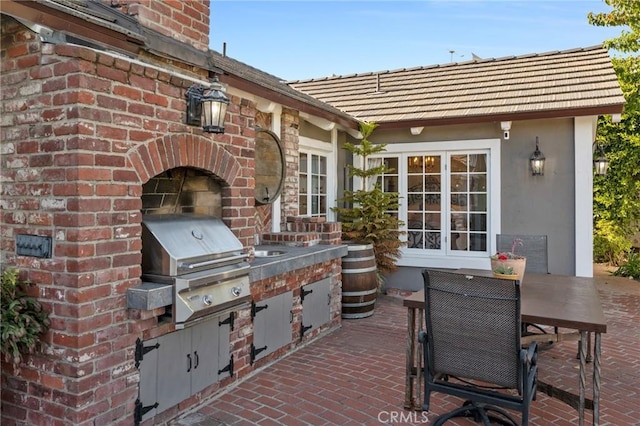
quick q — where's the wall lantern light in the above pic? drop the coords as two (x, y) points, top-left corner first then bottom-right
(529, 136), (545, 176)
(185, 76), (230, 134)
(593, 143), (609, 176)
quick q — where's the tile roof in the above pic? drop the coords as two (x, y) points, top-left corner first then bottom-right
(288, 46), (625, 126)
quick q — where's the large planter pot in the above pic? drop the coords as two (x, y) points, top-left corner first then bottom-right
(491, 257), (527, 283)
(341, 243), (378, 319)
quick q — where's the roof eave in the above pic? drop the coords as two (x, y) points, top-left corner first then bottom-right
(220, 73), (359, 131)
(2, 0), (145, 55)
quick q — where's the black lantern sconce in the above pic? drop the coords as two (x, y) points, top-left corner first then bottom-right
(185, 76), (230, 134)
(593, 143), (609, 176)
(529, 137), (545, 176)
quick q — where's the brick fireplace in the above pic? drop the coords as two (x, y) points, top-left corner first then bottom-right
(1, 3), (347, 424)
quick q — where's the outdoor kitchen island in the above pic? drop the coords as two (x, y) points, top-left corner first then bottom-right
(128, 242), (347, 424)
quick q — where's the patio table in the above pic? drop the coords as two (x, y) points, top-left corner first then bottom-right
(403, 270), (607, 426)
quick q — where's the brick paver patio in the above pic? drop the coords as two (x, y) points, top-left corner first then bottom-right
(175, 266), (639, 425)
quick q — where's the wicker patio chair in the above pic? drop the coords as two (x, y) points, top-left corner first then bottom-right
(498, 234), (553, 338)
(420, 269), (538, 425)
(496, 234), (548, 274)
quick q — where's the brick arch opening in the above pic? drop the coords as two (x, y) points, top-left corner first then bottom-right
(127, 134), (242, 187)
(126, 133), (252, 244)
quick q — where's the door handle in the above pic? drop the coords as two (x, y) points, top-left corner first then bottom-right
(194, 351), (199, 369)
(187, 353), (192, 372)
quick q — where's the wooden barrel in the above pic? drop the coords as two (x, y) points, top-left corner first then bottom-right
(341, 243), (378, 319)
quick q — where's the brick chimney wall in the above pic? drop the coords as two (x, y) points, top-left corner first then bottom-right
(108, 0), (211, 52)
(0, 17), (256, 425)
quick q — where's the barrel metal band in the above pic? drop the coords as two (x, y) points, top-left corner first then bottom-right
(342, 255), (376, 263)
(342, 266), (377, 274)
(342, 300), (376, 308)
(342, 288), (377, 297)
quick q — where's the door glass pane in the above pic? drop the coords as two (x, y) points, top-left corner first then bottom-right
(425, 231), (441, 249)
(408, 156), (423, 173)
(408, 175), (423, 192)
(450, 175), (468, 192)
(401, 155), (442, 250)
(469, 213), (487, 231)
(470, 194), (486, 211)
(449, 153), (488, 253)
(450, 155), (467, 172)
(470, 175), (486, 192)
(469, 154), (486, 172)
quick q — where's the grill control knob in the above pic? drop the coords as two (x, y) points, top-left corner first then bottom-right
(231, 286), (242, 297)
(202, 295), (213, 306)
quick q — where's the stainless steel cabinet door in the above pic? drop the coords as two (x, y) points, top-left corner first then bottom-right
(190, 318), (220, 394)
(253, 291), (293, 362)
(156, 329), (191, 411)
(302, 278), (331, 335)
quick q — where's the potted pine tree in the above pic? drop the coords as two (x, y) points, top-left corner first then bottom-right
(333, 121), (405, 318)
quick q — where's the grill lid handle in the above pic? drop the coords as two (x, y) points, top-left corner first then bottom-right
(180, 254), (247, 270)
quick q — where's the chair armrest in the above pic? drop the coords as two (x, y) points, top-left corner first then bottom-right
(521, 342), (538, 399)
(524, 342), (538, 367)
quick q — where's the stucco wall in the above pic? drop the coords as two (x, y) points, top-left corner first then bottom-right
(500, 118), (575, 275)
(343, 118), (577, 283)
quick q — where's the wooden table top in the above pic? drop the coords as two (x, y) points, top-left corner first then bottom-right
(403, 270), (607, 333)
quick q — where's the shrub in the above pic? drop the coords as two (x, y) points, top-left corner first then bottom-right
(1, 268), (50, 370)
(612, 251), (640, 281)
(333, 121), (405, 280)
(593, 220), (632, 265)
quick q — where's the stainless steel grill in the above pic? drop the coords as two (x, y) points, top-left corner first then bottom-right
(141, 214), (250, 328)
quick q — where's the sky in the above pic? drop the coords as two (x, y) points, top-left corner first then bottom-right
(208, 0), (622, 81)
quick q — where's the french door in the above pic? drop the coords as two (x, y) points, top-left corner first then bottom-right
(373, 150), (491, 259)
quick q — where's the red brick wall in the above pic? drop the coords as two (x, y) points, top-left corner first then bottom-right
(108, 0), (211, 52)
(0, 19), (256, 425)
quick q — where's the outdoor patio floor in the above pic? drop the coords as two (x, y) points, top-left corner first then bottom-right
(174, 266), (639, 425)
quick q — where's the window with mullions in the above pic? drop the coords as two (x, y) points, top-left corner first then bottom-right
(299, 152), (327, 217)
(371, 157), (400, 216)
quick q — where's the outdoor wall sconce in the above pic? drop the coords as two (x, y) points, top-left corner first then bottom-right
(501, 121), (511, 140)
(529, 137), (545, 176)
(593, 143), (609, 176)
(185, 76), (230, 134)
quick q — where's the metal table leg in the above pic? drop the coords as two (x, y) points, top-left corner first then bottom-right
(416, 308), (424, 410)
(405, 307), (417, 409)
(593, 333), (601, 426)
(578, 330), (587, 426)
